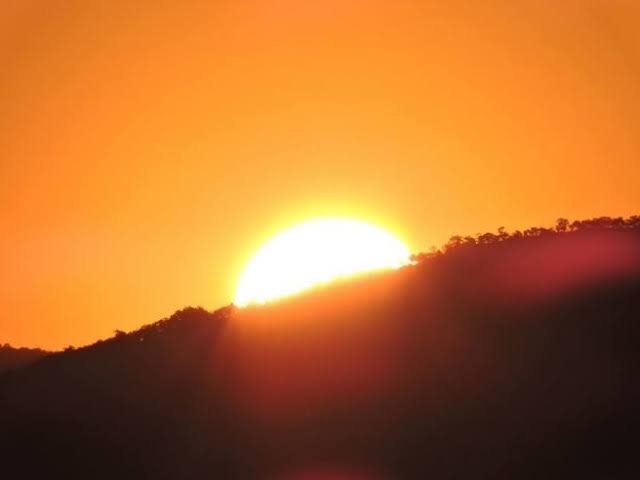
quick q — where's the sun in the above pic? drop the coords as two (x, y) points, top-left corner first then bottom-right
(234, 217), (411, 306)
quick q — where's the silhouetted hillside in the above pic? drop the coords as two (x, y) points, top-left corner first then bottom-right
(0, 344), (49, 375)
(1, 216), (639, 479)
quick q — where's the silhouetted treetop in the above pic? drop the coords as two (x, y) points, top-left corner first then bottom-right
(411, 214), (640, 262)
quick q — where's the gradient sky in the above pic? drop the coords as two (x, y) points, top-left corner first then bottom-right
(1, 0), (639, 349)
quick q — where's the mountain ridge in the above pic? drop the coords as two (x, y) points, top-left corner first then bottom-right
(1, 216), (639, 479)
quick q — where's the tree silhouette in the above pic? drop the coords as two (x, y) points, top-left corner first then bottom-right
(555, 218), (569, 232)
(433, 214), (639, 255)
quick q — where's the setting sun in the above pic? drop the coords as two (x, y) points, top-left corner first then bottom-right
(234, 217), (410, 306)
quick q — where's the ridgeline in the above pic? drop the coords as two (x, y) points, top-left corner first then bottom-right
(2, 216), (639, 479)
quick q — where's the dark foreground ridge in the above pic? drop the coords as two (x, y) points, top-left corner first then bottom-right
(0, 344), (49, 375)
(1, 216), (639, 479)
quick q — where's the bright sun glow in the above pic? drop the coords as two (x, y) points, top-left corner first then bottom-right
(234, 217), (411, 306)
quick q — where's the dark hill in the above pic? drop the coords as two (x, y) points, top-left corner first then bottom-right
(0, 344), (49, 375)
(1, 217), (639, 479)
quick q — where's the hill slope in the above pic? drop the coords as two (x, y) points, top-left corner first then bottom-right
(0, 344), (49, 375)
(1, 217), (639, 479)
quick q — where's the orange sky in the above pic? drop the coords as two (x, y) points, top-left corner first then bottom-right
(1, 0), (639, 349)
